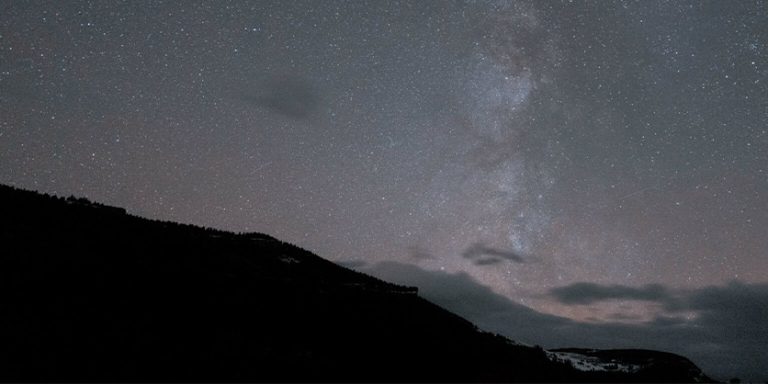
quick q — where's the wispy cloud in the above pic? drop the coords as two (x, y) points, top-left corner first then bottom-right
(462, 242), (527, 266)
(548, 282), (673, 305)
(241, 76), (322, 120)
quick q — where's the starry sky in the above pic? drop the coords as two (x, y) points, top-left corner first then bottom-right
(1, 0), (767, 380)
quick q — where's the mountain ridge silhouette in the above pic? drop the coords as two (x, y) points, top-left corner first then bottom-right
(0, 184), (711, 382)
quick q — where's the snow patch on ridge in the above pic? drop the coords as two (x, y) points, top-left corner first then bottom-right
(546, 351), (641, 373)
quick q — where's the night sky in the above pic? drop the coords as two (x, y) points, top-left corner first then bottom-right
(2, 0), (767, 380)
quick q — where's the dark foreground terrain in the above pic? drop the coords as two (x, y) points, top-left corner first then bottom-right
(0, 185), (711, 382)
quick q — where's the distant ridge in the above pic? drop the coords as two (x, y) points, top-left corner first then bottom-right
(0, 184), (711, 382)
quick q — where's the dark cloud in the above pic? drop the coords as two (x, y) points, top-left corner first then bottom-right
(243, 76), (321, 120)
(407, 246), (435, 261)
(462, 243), (526, 266)
(363, 261), (564, 335)
(473, 257), (504, 266)
(336, 259), (368, 269)
(363, 262), (768, 383)
(549, 282), (673, 305)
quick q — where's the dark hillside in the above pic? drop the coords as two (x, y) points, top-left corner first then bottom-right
(0, 185), (710, 382)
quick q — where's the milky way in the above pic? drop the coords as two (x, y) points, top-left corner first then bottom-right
(1, 1), (766, 380)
